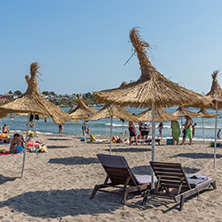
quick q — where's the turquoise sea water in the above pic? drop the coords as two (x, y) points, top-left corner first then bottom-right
(1, 107), (221, 140)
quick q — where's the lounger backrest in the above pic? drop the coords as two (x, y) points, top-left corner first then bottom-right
(150, 161), (191, 192)
(97, 154), (139, 186)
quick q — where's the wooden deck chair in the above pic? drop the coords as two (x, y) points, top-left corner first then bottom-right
(142, 161), (216, 211)
(90, 154), (153, 204)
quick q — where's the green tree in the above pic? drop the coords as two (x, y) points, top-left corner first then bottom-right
(14, 90), (22, 96)
(50, 91), (56, 96)
(42, 91), (49, 96)
(8, 90), (13, 94)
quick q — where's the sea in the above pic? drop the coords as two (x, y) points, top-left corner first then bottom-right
(1, 107), (221, 141)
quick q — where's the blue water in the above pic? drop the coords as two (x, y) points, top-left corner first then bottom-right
(1, 107), (221, 140)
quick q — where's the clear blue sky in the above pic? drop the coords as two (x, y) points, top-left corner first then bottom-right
(0, 0), (222, 95)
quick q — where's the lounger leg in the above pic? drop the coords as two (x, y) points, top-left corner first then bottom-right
(121, 190), (128, 204)
(179, 195), (185, 211)
(212, 181), (217, 189)
(90, 185), (99, 199)
(142, 195), (148, 206)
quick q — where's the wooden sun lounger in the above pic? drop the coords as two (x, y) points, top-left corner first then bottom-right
(132, 139), (161, 145)
(142, 161), (216, 211)
(90, 154), (152, 204)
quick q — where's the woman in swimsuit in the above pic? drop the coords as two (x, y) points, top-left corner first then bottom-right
(128, 121), (139, 145)
(157, 122), (164, 139)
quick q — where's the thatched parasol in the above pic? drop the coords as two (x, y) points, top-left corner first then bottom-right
(136, 108), (180, 122)
(0, 63), (70, 124)
(198, 108), (217, 143)
(85, 103), (139, 154)
(206, 70), (222, 168)
(93, 28), (212, 187)
(68, 94), (97, 140)
(68, 94), (97, 121)
(0, 62), (70, 178)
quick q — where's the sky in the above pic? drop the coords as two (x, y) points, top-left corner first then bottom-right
(0, 0), (222, 95)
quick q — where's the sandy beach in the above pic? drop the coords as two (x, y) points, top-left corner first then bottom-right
(0, 133), (221, 222)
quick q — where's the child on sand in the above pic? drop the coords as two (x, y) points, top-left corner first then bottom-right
(157, 122), (164, 139)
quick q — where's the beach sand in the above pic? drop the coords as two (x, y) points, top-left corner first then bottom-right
(0, 134), (221, 222)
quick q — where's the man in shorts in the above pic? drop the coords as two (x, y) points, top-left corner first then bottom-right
(181, 115), (193, 145)
(141, 121), (150, 139)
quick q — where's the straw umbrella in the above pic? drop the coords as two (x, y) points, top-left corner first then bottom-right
(197, 108), (216, 143)
(85, 103), (139, 154)
(0, 62), (70, 177)
(136, 107), (180, 122)
(94, 28), (212, 187)
(172, 107), (199, 131)
(205, 70), (222, 168)
(68, 94), (97, 139)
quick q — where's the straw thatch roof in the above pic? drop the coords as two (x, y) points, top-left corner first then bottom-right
(206, 70), (222, 107)
(68, 94), (97, 121)
(85, 103), (139, 122)
(197, 108), (216, 118)
(136, 108), (180, 122)
(94, 28), (211, 108)
(172, 107), (199, 117)
(0, 63), (70, 125)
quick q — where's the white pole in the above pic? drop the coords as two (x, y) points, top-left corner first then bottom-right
(202, 117), (205, 144)
(214, 101), (218, 168)
(181, 117), (183, 131)
(21, 112), (30, 178)
(122, 121), (124, 140)
(68, 121), (70, 136)
(109, 117), (113, 155)
(32, 115), (35, 151)
(106, 118), (107, 136)
(151, 102), (155, 189)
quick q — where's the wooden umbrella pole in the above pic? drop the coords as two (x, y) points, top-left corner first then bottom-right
(151, 102), (155, 189)
(76, 122), (77, 137)
(32, 114), (35, 151)
(202, 117), (205, 144)
(214, 101), (218, 168)
(109, 117), (113, 155)
(21, 112), (30, 178)
(69, 121), (70, 136)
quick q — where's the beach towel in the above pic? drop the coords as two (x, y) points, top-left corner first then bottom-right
(172, 121), (180, 141)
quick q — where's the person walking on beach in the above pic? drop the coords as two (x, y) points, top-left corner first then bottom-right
(217, 129), (221, 139)
(157, 122), (164, 139)
(171, 120), (180, 145)
(192, 123), (197, 138)
(128, 121), (139, 145)
(58, 124), (63, 134)
(181, 115), (193, 145)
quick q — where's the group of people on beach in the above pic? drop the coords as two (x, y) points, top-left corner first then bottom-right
(128, 115), (197, 146)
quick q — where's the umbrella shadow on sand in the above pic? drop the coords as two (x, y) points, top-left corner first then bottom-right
(0, 175), (18, 185)
(47, 138), (72, 141)
(47, 145), (71, 149)
(104, 147), (151, 153)
(48, 156), (99, 165)
(0, 189), (121, 219)
(171, 153), (222, 159)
